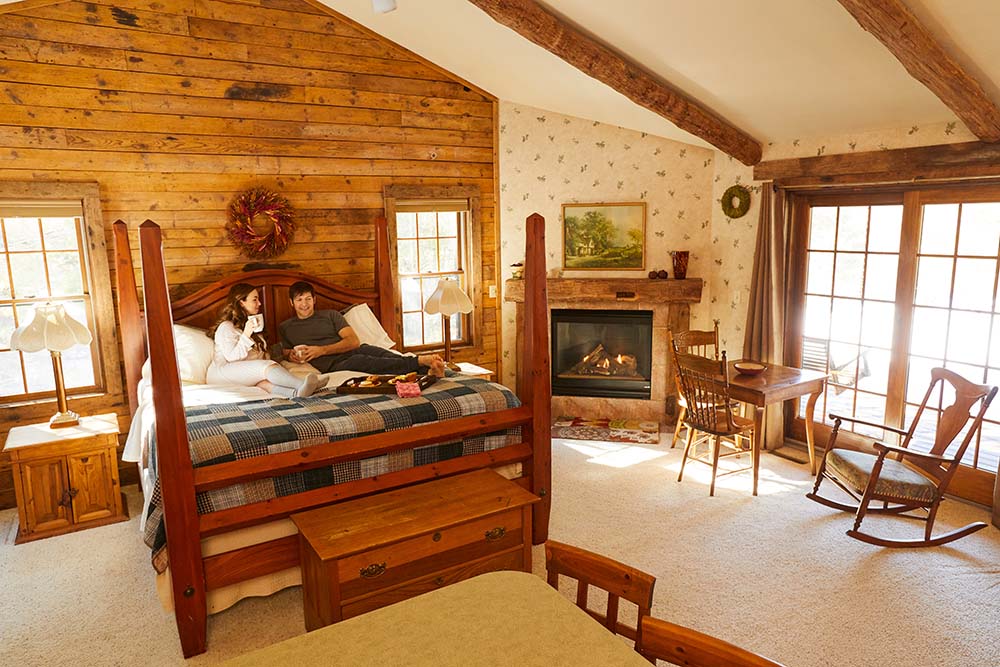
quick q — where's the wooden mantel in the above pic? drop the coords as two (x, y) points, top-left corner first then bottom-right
(504, 278), (703, 304)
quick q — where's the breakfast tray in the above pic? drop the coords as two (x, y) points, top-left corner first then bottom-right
(335, 373), (437, 395)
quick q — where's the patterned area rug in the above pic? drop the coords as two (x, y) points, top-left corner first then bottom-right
(552, 416), (660, 444)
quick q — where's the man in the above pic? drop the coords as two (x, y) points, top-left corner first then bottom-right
(279, 281), (445, 376)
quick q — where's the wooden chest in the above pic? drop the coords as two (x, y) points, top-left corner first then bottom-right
(291, 469), (539, 631)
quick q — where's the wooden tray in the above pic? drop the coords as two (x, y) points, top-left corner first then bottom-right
(336, 373), (437, 395)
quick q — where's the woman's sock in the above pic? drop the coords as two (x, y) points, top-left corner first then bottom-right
(296, 373), (320, 398)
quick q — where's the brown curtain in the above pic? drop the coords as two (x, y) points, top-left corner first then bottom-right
(743, 185), (792, 449)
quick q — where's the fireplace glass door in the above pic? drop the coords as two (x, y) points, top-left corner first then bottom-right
(551, 309), (653, 399)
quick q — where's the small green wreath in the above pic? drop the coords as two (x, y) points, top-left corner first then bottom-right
(721, 184), (751, 218)
(226, 187), (295, 259)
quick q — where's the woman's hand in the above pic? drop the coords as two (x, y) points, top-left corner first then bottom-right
(242, 319), (256, 339)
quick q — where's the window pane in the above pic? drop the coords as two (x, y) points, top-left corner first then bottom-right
(809, 207), (836, 250)
(0, 305), (12, 348)
(921, 204), (959, 255)
(836, 207), (868, 251)
(803, 295), (831, 339)
(41, 218), (79, 250)
(422, 277), (438, 305)
(424, 312), (442, 345)
(417, 212), (436, 237)
(907, 356), (941, 404)
(946, 310), (990, 366)
(0, 351), (24, 396)
(437, 212), (458, 237)
(450, 312), (462, 340)
(856, 348), (890, 394)
(990, 315), (1000, 368)
(860, 301), (894, 349)
(9, 253), (48, 298)
(853, 391), (887, 437)
(61, 342), (95, 388)
(806, 251), (833, 294)
(951, 258), (996, 311)
(832, 253), (864, 298)
(402, 312), (423, 347)
(396, 212), (417, 238)
(397, 240), (418, 274)
(863, 254), (898, 301)
(905, 403), (940, 453)
(829, 298), (861, 344)
(47, 252), (84, 296)
(910, 307), (947, 359)
(914, 257), (953, 307)
(958, 203), (1000, 257)
(23, 349), (55, 393)
(439, 238), (459, 272)
(826, 385), (855, 420)
(830, 341), (860, 386)
(400, 277), (422, 312)
(867, 205), (902, 252)
(0, 266), (10, 300)
(418, 240), (438, 273)
(5, 218), (42, 250)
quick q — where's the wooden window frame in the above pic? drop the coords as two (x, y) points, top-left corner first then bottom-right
(383, 185), (483, 354)
(0, 182), (121, 407)
(783, 182), (1000, 505)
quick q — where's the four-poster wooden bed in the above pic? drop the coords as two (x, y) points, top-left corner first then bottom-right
(112, 213), (552, 658)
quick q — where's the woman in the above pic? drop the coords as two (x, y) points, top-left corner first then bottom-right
(206, 283), (323, 397)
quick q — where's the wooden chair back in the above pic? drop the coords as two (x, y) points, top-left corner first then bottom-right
(900, 367), (996, 482)
(638, 616), (786, 667)
(545, 541), (656, 649)
(669, 321), (720, 360)
(672, 347), (738, 436)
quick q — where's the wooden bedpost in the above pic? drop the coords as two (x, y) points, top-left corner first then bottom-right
(521, 213), (551, 544)
(138, 220), (207, 658)
(112, 220), (145, 415)
(374, 215), (397, 342)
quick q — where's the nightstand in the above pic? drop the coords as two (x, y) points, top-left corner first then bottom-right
(455, 362), (494, 381)
(4, 413), (129, 544)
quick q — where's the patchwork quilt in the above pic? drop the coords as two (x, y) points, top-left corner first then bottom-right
(144, 376), (521, 572)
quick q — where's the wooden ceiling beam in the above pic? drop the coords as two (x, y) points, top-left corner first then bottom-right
(754, 140), (1000, 185)
(838, 0), (1000, 142)
(467, 0), (762, 165)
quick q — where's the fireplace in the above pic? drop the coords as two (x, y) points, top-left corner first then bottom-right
(551, 309), (653, 400)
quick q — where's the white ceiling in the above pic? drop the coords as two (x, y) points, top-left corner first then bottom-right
(323, 0), (1000, 150)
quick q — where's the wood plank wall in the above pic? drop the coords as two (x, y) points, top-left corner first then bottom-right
(0, 0), (500, 510)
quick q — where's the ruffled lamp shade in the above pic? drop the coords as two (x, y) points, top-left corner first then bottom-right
(11, 304), (93, 427)
(424, 279), (473, 363)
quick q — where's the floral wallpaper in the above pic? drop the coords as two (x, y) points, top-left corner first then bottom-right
(497, 102), (716, 386)
(498, 102), (979, 387)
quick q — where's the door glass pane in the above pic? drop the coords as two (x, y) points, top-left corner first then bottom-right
(863, 254), (898, 301)
(946, 311), (990, 366)
(832, 254), (864, 298)
(809, 207), (837, 250)
(860, 301), (894, 349)
(803, 295), (831, 339)
(914, 257), (953, 307)
(830, 298), (861, 344)
(836, 207), (867, 251)
(951, 258), (996, 311)
(957, 203), (1000, 257)
(920, 204), (958, 255)
(856, 348), (890, 394)
(806, 251), (833, 294)
(868, 205), (902, 252)
(910, 307), (947, 358)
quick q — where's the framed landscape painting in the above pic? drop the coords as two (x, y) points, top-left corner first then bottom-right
(562, 202), (646, 270)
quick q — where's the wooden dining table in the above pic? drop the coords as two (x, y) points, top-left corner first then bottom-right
(221, 570), (651, 666)
(728, 360), (828, 495)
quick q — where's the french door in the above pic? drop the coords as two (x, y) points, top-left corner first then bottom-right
(788, 186), (1000, 504)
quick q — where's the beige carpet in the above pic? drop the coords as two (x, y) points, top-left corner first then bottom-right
(2, 437), (999, 666)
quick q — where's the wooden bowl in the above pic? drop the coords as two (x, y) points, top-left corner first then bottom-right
(734, 362), (766, 376)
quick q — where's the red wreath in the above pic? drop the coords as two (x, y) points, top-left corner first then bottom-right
(226, 187), (295, 259)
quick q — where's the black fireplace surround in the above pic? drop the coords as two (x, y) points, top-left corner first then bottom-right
(551, 309), (653, 400)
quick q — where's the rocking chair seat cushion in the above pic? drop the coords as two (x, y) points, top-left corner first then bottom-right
(826, 448), (937, 504)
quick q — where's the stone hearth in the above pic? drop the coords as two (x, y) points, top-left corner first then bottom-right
(505, 278), (703, 425)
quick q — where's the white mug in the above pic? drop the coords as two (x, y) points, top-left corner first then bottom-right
(248, 314), (265, 333)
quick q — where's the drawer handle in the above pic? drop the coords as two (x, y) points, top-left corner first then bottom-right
(432, 532), (442, 542)
(360, 562), (387, 579)
(433, 576), (445, 586)
(484, 526), (506, 542)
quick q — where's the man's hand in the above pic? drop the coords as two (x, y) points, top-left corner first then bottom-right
(293, 345), (325, 363)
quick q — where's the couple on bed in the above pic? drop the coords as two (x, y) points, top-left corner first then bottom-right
(206, 281), (445, 398)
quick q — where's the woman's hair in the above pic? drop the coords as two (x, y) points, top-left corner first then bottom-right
(207, 283), (267, 351)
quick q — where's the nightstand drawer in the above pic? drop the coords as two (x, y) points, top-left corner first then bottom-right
(341, 549), (524, 620)
(338, 509), (523, 599)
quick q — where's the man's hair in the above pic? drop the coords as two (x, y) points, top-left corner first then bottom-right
(289, 281), (315, 301)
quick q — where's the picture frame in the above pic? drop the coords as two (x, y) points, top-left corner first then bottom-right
(562, 201), (646, 270)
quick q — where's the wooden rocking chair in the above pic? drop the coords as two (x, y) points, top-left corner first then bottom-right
(807, 367), (997, 547)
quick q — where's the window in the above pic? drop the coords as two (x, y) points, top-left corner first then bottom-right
(789, 187), (1000, 504)
(0, 183), (119, 404)
(384, 186), (482, 352)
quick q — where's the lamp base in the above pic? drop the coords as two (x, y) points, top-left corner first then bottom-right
(49, 410), (81, 429)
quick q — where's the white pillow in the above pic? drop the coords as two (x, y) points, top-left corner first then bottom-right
(343, 303), (396, 349)
(140, 323), (216, 384)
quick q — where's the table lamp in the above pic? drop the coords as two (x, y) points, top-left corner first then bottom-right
(423, 278), (473, 363)
(10, 304), (93, 428)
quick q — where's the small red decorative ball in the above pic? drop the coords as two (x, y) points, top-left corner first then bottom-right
(658, 269), (669, 279)
(226, 187), (295, 259)
(648, 270), (659, 279)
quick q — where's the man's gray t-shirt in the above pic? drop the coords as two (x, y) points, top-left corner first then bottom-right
(278, 310), (349, 351)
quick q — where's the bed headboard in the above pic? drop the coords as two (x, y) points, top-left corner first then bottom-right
(112, 217), (396, 414)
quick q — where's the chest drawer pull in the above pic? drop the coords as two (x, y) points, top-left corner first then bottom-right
(432, 532), (442, 542)
(433, 576), (445, 586)
(484, 526), (506, 542)
(359, 562), (387, 579)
